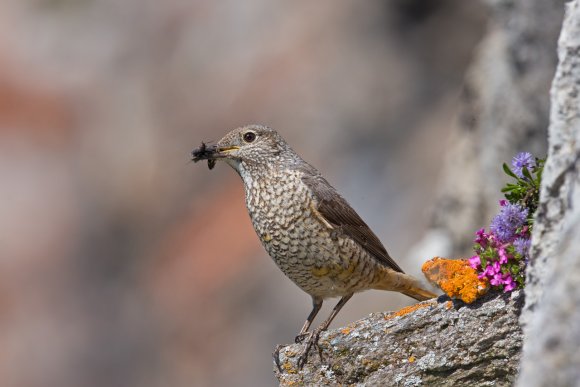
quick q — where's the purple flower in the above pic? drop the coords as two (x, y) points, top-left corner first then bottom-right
(490, 273), (504, 286)
(499, 199), (508, 207)
(479, 263), (494, 279)
(498, 247), (509, 264)
(513, 238), (531, 258)
(503, 275), (517, 292)
(474, 228), (489, 247)
(504, 282), (516, 292)
(475, 228), (486, 239)
(511, 152), (536, 179)
(469, 255), (481, 269)
(481, 261), (501, 278)
(490, 203), (528, 242)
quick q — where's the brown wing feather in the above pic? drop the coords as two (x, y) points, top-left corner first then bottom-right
(300, 169), (404, 273)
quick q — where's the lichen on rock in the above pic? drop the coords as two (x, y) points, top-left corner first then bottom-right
(422, 257), (489, 303)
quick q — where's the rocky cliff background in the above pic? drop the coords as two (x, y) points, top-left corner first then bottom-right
(0, 0), (573, 386)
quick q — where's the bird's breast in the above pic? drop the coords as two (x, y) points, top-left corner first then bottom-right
(239, 168), (379, 297)
(243, 169), (313, 234)
(242, 170), (330, 259)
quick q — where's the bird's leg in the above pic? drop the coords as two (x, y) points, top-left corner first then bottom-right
(275, 297), (323, 373)
(295, 297), (323, 343)
(297, 293), (353, 369)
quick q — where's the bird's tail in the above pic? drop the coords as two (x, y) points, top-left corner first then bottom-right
(401, 287), (438, 301)
(375, 271), (438, 301)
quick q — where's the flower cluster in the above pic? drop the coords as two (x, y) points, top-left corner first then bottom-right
(469, 152), (544, 292)
(511, 152), (536, 179)
(469, 202), (529, 291)
(490, 202), (528, 242)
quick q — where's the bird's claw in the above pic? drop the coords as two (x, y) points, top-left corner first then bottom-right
(297, 328), (324, 369)
(294, 332), (311, 344)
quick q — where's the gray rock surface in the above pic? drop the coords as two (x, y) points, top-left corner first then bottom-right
(518, 1), (580, 385)
(275, 291), (523, 386)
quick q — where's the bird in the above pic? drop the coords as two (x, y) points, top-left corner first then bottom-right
(191, 124), (437, 369)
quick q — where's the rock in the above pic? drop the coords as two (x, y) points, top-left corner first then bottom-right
(275, 291), (523, 386)
(517, 1), (580, 385)
(412, 0), (562, 257)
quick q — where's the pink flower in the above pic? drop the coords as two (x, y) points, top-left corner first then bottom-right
(498, 248), (509, 264)
(481, 261), (501, 279)
(482, 265), (494, 277)
(499, 199), (508, 207)
(503, 275), (517, 292)
(487, 233), (499, 248)
(469, 255), (481, 269)
(474, 228), (488, 247)
(490, 273), (504, 286)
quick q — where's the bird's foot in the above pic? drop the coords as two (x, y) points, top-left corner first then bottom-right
(297, 326), (325, 370)
(294, 331), (311, 344)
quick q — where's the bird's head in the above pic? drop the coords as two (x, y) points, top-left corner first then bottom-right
(192, 125), (294, 172)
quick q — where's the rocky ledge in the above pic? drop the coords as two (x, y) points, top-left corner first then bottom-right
(275, 290), (523, 386)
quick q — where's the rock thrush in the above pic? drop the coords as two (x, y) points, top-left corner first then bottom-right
(192, 125), (437, 368)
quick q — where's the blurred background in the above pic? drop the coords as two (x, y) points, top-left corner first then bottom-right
(1, 0), (553, 386)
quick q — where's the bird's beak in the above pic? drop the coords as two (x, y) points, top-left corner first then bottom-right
(191, 143), (240, 169)
(191, 144), (239, 160)
(216, 146), (240, 154)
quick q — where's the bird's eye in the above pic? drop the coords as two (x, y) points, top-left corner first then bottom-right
(243, 131), (257, 143)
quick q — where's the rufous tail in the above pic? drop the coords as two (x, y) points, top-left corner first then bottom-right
(401, 287), (438, 301)
(375, 271), (438, 301)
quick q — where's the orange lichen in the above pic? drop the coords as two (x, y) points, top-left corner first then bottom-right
(408, 355), (416, 363)
(385, 301), (435, 320)
(444, 300), (453, 310)
(282, 361), (297, 374)
(422, 257), (489, 304)
(341, 327), (352, 335)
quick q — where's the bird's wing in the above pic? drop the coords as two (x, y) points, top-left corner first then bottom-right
(300, 169), (404, 273)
